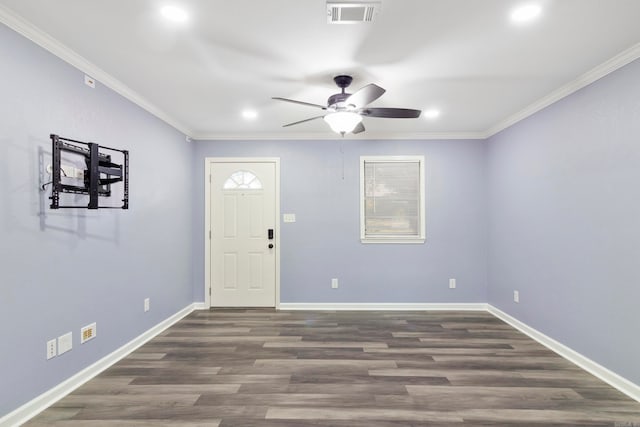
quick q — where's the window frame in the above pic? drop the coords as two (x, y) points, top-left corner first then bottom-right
(360, 155), (426, 244)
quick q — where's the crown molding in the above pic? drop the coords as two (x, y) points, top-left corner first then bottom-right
(0, 5), (194, 138)
(190, 131), (487, 141)
(485, 41), (640, 138)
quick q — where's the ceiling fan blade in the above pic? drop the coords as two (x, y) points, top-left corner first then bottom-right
(282, 115), (325, 127)
(360, 108), (422, 118)
(273, 97), (327, 109)
(345, 84), (386, 108)
(352, 122), (365, 134)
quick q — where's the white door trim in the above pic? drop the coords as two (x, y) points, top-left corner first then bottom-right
(204, 157), (281, 309)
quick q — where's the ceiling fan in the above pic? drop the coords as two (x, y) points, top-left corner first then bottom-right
(273, 75), (422, 135)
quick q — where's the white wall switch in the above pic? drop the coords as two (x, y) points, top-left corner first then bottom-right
(144, 298), (150, 312)
(46, 339), (57, 360)
(58, 332), (72, 355)
(514, 290), (520, 303)
(283, 213), (296, 223)
(331, 278), (339, 289)
(449, 278), (456, 289)
(81, 322), (97, 344)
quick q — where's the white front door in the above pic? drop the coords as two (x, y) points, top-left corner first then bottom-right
(209, 161), (277, 307)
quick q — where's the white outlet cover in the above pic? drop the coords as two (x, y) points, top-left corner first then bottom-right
(81, 322), (97, 344)
(514, 290), (520, 303)
(449, 278), (456, 289)
(331, 278), (339, 289)
(58, 332), (72, 355)
(144, 298), (150, 312)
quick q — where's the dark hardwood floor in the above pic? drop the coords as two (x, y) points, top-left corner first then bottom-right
(26, 309), (640, 426)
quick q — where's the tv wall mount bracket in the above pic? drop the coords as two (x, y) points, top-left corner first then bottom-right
(49, 134), (129, 209)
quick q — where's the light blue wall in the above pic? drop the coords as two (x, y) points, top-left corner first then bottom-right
(3, 9), (639, 419)
(193, 139), (488, 303)
(0, 23), (194, 415)
(487, 58), (640, 384)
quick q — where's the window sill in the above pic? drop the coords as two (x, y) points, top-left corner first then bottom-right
(361, 238), (425, 244)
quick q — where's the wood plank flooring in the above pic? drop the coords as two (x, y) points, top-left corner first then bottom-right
(25, 309), (640, 426)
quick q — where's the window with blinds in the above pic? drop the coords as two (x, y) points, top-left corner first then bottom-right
(360, 156), (425, 243)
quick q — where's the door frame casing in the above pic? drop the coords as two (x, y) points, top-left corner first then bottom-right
(204, 157), (281, 309)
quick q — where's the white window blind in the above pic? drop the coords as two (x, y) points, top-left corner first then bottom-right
(360, 156), (425, 243)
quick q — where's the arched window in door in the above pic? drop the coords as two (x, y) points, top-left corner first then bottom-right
(223, 170), (263, 190)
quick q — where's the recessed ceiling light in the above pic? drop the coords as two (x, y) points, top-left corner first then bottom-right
(423, 109), (440, 119)
(511, 4), (541, 23)
(161, 5), (188, 23)
(242, 110), (258, 120)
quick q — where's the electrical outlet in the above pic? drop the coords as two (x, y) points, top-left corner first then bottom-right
(46, 339), (57, 360)
(514, 290), (520, 303)
(449, 278), (456, 289)
(331, 278), (339, 289)
(144, 298), (150, 312)
(81, 322), (97, 344)
(58, 332), (72, 355)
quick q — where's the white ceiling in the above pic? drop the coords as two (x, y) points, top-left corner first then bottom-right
(1, 0), (640, 139)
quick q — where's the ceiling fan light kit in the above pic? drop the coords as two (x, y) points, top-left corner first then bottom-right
(324, 111), (363, 134)
(274, 75), (421, 136)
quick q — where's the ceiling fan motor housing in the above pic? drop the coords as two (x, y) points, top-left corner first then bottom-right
(327, 92), (351, 109)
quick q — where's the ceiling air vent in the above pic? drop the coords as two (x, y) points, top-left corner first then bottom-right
(327, 2), (380, 24)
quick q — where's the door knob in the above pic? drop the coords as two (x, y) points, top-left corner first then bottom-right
(268, 243), (274, 249)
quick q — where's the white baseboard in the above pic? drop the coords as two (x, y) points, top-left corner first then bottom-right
(488, 305), (640, 402)
(0, 303), (198, 427)
(192, 302), (208, 310)
(279, 302), (488, 311)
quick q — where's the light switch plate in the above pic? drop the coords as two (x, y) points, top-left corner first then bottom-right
(283, 213), (296, 223)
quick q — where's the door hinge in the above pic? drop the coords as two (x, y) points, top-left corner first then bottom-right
(209, 287), (211, 296)
(209, 230), (211, 239)
(209, 174), (211, 183)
